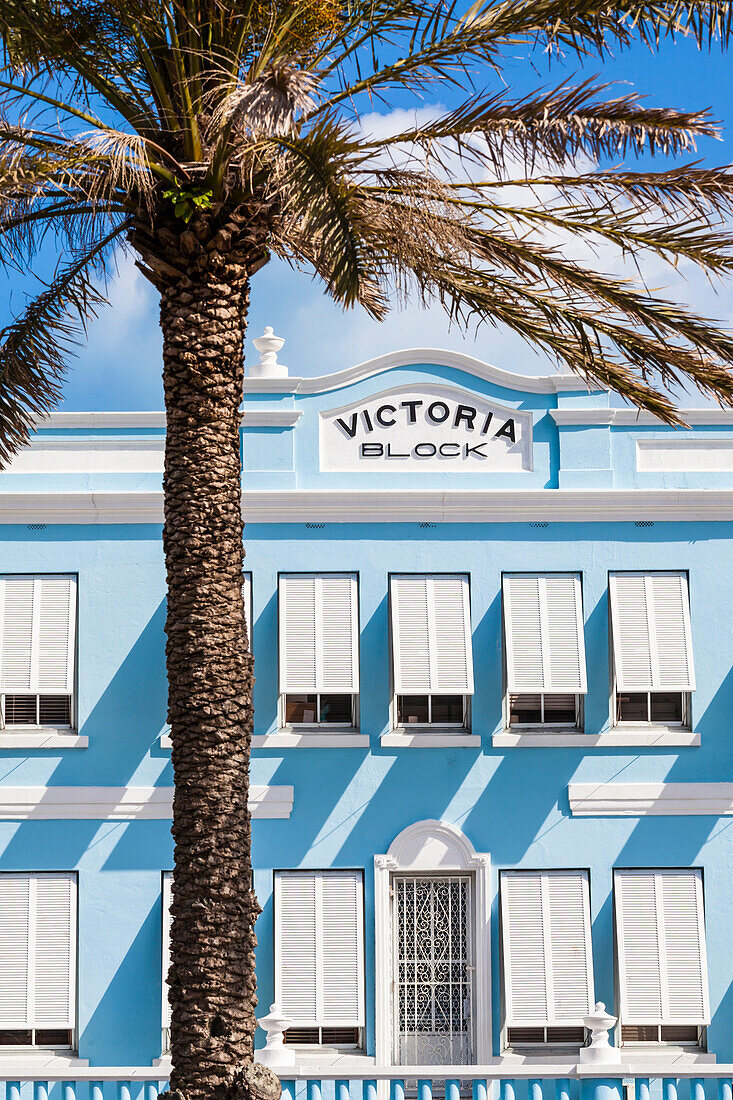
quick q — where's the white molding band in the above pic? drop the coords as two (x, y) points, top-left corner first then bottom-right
(33, 412), (167, 429)
(381, 732), (482, 748)
(568, 782), (733, 816)
(252, 732), (369, 748)
(9, 487), (733, 523)
(0, 785), (294, 819)
(241, 410), (301, 427)
(243, 349), (589, 395)
(551, 408), (733, 426)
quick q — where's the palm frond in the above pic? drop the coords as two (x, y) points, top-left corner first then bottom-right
(0, 225), (124, 464)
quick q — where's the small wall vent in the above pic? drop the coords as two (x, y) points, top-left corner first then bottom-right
(530, 521), (549, 528)
(635, 520), (655, 527)
(305, 522), (325, 529)
(26, 523), (46, 531)
(419, 522), (438, 528)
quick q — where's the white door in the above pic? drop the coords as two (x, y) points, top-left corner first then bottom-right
(392, 875), (474, 1065)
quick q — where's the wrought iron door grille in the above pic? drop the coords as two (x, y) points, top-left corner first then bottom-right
(393, 875), (473, 1065)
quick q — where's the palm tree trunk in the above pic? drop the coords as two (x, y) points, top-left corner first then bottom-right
(155, 214), (279, 1100)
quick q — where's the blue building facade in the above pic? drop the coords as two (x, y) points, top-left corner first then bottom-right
(0, 339), (732, 1074)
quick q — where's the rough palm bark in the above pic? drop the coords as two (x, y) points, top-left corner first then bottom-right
(142, 206), (279, 1100)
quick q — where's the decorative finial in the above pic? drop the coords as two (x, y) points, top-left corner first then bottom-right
(250, 326), (288, 378)
(256, 1002), (295, 1068)
(580, 1001), (620, 1064)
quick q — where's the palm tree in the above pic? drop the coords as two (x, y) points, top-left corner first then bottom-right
(1, 1), (733, 1097)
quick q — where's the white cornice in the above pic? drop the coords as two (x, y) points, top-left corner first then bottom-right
(243, 348), (590, 396)
(568, 782), (733, 816)
(7, 487), (733, 523)
(241, 410), (301, 426)
(551, 408), (733, 426)
(0, 785), (294, 819)
(33, 412), (166, 429)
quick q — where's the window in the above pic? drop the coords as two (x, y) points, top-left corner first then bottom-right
(390, 574), (473, 729)
(162, 872), (172, 1052)
(275, 870), (364, 1047)
(0, 575), (77, 730)
(503, 574), (586, 730)
(0, 873), (76, 1048)
(501, 870), (594, 1049)
(279, 574), (359, 729)
(609, 572), (695, 728)
(614, 870), (709, 1046)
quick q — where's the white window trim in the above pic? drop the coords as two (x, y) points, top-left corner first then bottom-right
(390, 692), (472, 735)
(374, 819), (491, 1066)
(0, 733), (88, 749)
(504, 692), (583, 733)
(278, 691), (360, 732)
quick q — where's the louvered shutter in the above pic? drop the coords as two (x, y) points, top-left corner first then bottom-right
(33, 874), (76, 1028)
(162, 873), (172, 1031)
(275, 871), (364, 1028)
(610, 572), (695, 691)
(0, 575), (76, 694)
(391, 574), (473, 694)
(242, 573), (253, 649)
(502, 871), (594, 1027)
(503, 574), (587, 693)
(279, 575), (359, 694)
(615, 870), (709, 1025)
(0, 874), (76, 1029)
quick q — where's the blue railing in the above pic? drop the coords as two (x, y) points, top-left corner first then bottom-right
(0, 1068), (731, 1100)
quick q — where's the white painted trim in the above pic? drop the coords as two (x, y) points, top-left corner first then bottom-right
(0, 1054), (90, 1070)
(374, 820), (492, 1066)
(551, 408), (733, 425)
(494, 729), (700, 748)
(380, 732), (482, 747)
(252, 732), (369, 748)
(33, 412), (166, 429)
(242, 410), (301, 427)
(568, 782), (733, 816)
(0, 785), (294, 819)
(0, 733), (88, 749)
(244, 349), (589, 395)
(160, 734), (171, 748)
(10, 487), (733, 523)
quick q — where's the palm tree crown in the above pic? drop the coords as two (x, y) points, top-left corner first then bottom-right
(0, 0), (732, 452)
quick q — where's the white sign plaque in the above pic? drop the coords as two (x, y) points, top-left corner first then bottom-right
(319, 383), (533, 472)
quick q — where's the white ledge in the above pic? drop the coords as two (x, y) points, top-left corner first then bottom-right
(0, 784), (294, 819)
(551, 408), (733, 425)
(494, 729), (700, 748)
(568, 781), (733, 816)
(244, 348), (589, 395)
(241, 410), (301, 427)
(252, 731), (369, 748)
(33, 411), (166, 429)
(381, 731), (481, 748)
(0, 732), (88, 749)
(7, 488), (733, 523)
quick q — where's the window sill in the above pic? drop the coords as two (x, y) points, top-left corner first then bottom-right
(0, 731), (87, 749)
(252, 731), (369, 748)
(0, 1051), (90, 1068)
(381, 730), (481, 748)
(493, 729), (700, 748)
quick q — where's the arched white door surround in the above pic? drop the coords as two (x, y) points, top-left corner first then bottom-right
(374, 820), (492, 1066)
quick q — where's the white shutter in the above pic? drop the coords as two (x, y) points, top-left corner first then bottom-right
(391, 574), (473, 694)
(615, 870), (709, 1026)
(0, 874), (75, 1030)
(275, 870), (364, 1028)
(0, 875), (31, 1026)
(242, 573), (252, 649)
(279, 575), (359, 694)
(503, 574), (587, 693)
(32, 874), (76, 1028)
(0, 576), (76, 694)
(610, 572), (695, 692)
(162, 873), (172, 1030)
(502, 871), (594, 1027)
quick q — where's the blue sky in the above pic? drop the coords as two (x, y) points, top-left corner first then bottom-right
(3, 31), (733, 410)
